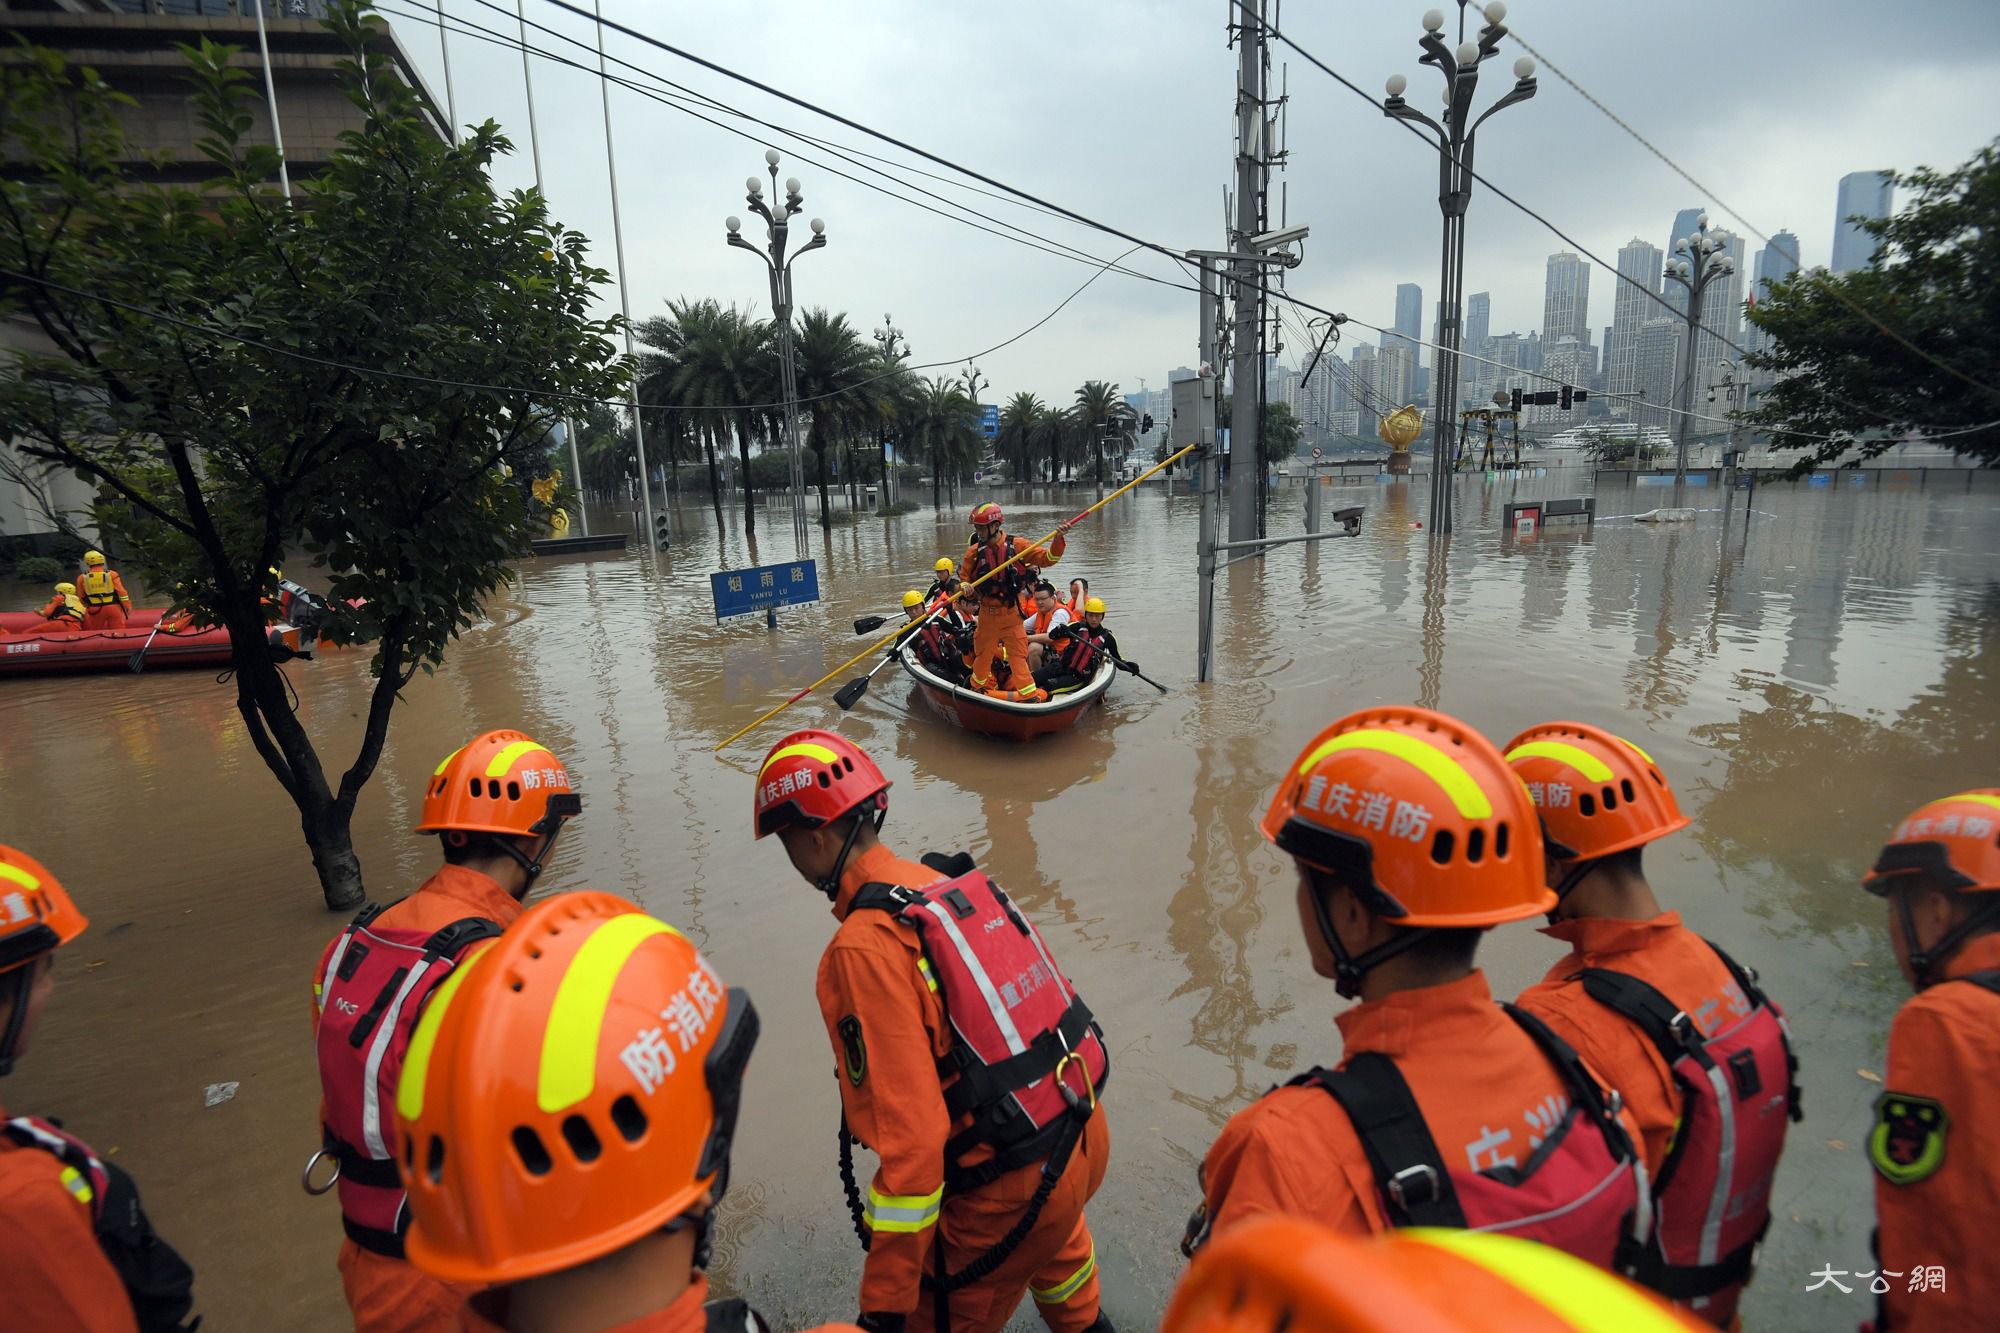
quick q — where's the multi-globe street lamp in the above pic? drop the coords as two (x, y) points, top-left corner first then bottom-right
(1664, 212), (1735, 488)
(1382, 1), (1536, 535)
(726, 149), (825, 553)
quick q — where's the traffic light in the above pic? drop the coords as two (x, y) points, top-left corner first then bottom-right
(653, 511), (672, 549)
(1559, 384), (1573, 410)
(1141, 413), (1154, 434)
(1509, 388), (1522, 412)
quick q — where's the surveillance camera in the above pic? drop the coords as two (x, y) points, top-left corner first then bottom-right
(1250, 224), (1310, 252)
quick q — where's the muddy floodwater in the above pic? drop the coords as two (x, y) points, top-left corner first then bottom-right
(3, 469), (1996, 1331)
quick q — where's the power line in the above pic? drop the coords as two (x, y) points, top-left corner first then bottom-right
(1492, 16), (2000, 403)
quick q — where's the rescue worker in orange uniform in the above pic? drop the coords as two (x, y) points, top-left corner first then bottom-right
(1162, 1216), (1709, 1333)
(1191, 707), (1649, 1271)
(1508, 723), (1799, 1327)
(1861, 789), (2000, 1333)
(77, 550), (132, 631)
(308, 731), (581, 1333)
(754, 730), (1113, 1333)
(33, 581), (86, 631)
(0, 844), (200, 1332)
(958, 502), (1068, 702)
(393, 890), (859, 1333)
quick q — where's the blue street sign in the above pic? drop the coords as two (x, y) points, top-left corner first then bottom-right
(711, 559), (820, 621)
(978, 404), (999, 439)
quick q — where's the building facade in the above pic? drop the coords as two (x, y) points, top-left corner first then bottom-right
(1832, 171), (1893, 273)
(1607, 237), (1663, 411)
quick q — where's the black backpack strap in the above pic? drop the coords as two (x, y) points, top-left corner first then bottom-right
(939, 995), (1095, 1122)
(423, 916), (504, 959)
(1576, 967), (1703, 1063)
(348, 902), (387, 930)
(1704, 937), (1806, 1124)
(849, 883), (921, 918)
(702, 1297), (771, 1333)
(1504, 1004), (1639, 1165)
(1954, 968), (2000, 996)
(1300, 1054), (1467, 1228)
(919, 850), (978, 879)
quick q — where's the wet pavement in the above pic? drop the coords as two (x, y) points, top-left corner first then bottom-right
(1, 465), (1995, 1330)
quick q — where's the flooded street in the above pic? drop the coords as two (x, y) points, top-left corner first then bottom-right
(2, 468), (1995, 1331)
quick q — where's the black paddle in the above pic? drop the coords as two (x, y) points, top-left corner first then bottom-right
(835, 651), (901, 710)
(853, 614), (889, 635)
(1116, 658), (1168, 693)
(127, 615), (167, 673)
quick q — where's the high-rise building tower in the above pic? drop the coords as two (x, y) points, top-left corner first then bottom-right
(1745, 231), (1800, 359)
(1466, 292), (1490, 353)
(1607, 238), (1663, 410)
(1832, 171), (1894, 273)
(1541, 253), (1590, 349)
(1391, 283), (1423, 346)
(1635, 318), (1685, 436)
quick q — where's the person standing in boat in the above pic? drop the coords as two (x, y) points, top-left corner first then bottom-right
(76, 551), (132, 631)
(31, 582), (85, 632)
(959, 502), (1069, 703)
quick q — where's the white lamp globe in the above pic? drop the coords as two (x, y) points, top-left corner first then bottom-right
(1386, 73), (1408, 97)
(810, 218), (826, 235)
(1514, 55), (1535, 79)
(764, 148), (781, 166)
(746, 176), (763, 196)
(1423, 8), (1446, 32)
(725, 215), (741, 234)
(1483, 2), (1508, 21)
(785, 177), (801, 195)
(1456, 40), (1480, 65)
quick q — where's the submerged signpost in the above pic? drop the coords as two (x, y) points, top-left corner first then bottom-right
(711, 559), (820, 630)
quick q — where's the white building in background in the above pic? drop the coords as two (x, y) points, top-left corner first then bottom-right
(1634, 318), (1685, 436)
(1607, 238), (1663, 411)
(1832, 171), (1893, 273)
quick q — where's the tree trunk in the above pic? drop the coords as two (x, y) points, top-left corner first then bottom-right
(811, 423), (832, 529)
(1094, 437), (1104, 487)
(879, 431), (892, 510)
(704, 433), (725, 534)
(736, 414), (756, 536)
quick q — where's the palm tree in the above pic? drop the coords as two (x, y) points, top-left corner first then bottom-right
(997, 392), (1047, 485)
(911, 375), (973, 515)
(1072, 380), (1136, 487)
(792, 308), (874, 529)
(860, 351), (920, 507)
(667, 302), (773, 535)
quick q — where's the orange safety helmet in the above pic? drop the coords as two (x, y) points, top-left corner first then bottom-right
(753, 729), (892, 900)
(0, 845), (88, 975)
(1503, 721), (1689, 868)
(1164, 1217), (1705, 1333)
(417, 730), (580, 840)
(970, 501), (1003, 528)
(1862, 789), (2000, 987)
(1263, 708), (1548, 997)
(395, 891), (758, 1285)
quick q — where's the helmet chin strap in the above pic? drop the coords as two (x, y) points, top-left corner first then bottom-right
(0, 965), (35, 1079)
(1903, 894), (2000, 990)
(817, 805), (887, 901)
(496, 826), (564, 896)
(1547, 857), (1599, 924)
(1305, 871), (1432, 1001)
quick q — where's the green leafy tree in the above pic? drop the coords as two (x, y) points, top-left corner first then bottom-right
(1261, 400), (1302, 467)
(912, 376), (973, 513)
(664, 301), (773, 533)
(0, 4), (627, 908)
(792, 308), (873, 527)
(1747, 141), (2000, 468)
(997, 391), (1048, 483)
(1072, 380), (1135, 486)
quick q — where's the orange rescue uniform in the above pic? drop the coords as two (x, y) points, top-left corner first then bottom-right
(818, 842), (1109, 1333)
(959, 535), (1062, 696)
(1871, 931), (2000, 1333)
(0, 1098), (139, 1333)
(459, 1272), (866, 1333)
(78, 567), (131, 631)
(35, 592), (84, 632)
(311, 865), (526, 1333)
(1515, 912), (1748, 1175)
(1201, 970), (1641, 1237)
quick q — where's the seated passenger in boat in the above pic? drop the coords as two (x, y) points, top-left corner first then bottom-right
(32, 583), (86, 633)
(1066, 577), (1090, 618)
(1022, 582), (1073, 673)
(1034, 596), (1126, 694)
(898, 592), (973, 682)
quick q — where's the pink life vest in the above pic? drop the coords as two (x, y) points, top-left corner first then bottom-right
(1294, 1005), (1652, 1270)
(310, 904), (501, 1257)
(850, 855), (1108, 1188)
(1579, 942), (1801, 1325)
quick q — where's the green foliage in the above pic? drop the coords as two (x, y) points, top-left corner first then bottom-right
(1261, 400), (1302, 466)
(0, 2), (627, 906)
(13, 555), (62, 584)
(1747, 140), (2000, 468)
(1072, 380), (1134, 485)
(1578, 426), (1666, 466)
(748, 444), (817, 489)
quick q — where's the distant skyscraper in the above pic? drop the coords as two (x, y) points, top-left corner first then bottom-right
(1392, 283), (1423, 346)
(1694, 230), (1747, 400)
(1745, 232), (1799, 358)
(1635, 318), (1685, 435)
(1349, 343), (1381, 427)
(1832, 171), (1894, 273)
(1466, 293), (1490, 351)
(1608, 237), (1664, 409)
(1541, 253), (1590, 348)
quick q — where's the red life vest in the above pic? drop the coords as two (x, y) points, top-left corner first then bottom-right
(849, 854), (1108, 1188)
(1293, 1005), (1651, 1270)
(1579, 943), (1801, 1324)
(3, 1116), (200, 1331)
(310, 905), (501, 1257)
(1055, 625), (1105, 677)
(965, 538), (1036, 606)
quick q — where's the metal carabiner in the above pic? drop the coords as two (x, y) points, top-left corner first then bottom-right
(301, 1148), (342, 1196)
(1052, 1050), (1098, 1114)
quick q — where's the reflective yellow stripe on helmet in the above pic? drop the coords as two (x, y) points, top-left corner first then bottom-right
(59, 1165), (93, 1207)
(538, 915), (684, 1113)
(396, 948), (490, 1123)
(760, 742), (839, 777)
(1945, 792), (2000, 813)
(485, 740), (551, 778)
(1619, 737), (1658, 766)
(432, 747), (465, 777)
(1300, 731), (1493, 820)
(1403, 1230), (1691, 1332)
(1030, 1243), (1096, 1304)
(864, 1182), (942, 1234)
(1506, 740), (1615, 785)
(0, 863), (42, 894)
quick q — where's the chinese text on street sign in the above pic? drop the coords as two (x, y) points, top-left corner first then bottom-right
(710, 559), (819, 622)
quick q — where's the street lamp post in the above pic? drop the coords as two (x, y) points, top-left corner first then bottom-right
(960, 361), (988, 508)
(726, 150), (825, 556)
(872, 314), (908, 509)
(1664, 211), (1735, 489)
(1383, 1), (1536, 536)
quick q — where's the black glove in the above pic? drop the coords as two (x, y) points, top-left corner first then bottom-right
(857, 1314), (907, 1333)
(1118, 659), (1139, 674)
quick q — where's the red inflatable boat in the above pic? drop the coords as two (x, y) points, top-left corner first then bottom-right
(0, 610), (237, 676)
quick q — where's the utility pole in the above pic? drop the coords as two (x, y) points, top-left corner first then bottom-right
(592, 0), (657, 552)
(1227, 0), (1265, 547)
(1196, 260), (1221, 683)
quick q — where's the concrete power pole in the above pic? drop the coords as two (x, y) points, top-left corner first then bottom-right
(1227, 0), (1265, 546)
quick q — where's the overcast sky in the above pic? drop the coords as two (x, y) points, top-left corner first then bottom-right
(376, 0), (2000, 406)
